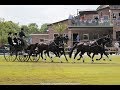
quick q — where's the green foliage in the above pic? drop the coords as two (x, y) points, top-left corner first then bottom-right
(0, 20), (20, 45)
(39, 23), (48, 33)
(28, 23), (39, 34)
(52, 23), (67, 35)
(21, 25), (29, 36)
(0, 19), (40, 45)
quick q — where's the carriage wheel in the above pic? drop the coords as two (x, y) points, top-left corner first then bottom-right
(17, 51), (29, 62)
(29, 52), (40, 62)
(3, 46), (17, 62)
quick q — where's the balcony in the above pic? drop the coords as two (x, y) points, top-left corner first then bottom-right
(68, 19), (113, 27)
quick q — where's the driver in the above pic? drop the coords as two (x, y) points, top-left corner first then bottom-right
(18, 28), (27, 49)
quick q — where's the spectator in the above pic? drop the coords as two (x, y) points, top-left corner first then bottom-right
(76, 34), (80, 43)
(114, 41), (120, 55)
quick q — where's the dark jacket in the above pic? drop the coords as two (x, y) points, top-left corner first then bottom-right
(19, 31), (26, 38)
(8, 37), (14, 46)
(13, 37), (18, 45)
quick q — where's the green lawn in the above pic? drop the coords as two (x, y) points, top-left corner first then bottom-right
(0, 55), (120, 85)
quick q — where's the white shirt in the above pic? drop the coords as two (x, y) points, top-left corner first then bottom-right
(114, 42), (119, 49)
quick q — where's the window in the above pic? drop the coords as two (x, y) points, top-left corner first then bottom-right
(93, 34), (99, 39)
(113, 12), (119, 19)
(103, 15), (109, 20)
(118, 13), (120, 20)
(113, 13), (116, 19)
(93, 15), (99, 19)
(83, 34), (89, 40)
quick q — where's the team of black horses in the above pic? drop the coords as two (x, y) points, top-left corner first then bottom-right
(4, 34), (113, 63)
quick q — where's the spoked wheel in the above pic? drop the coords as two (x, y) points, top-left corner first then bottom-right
(17, 51), (29, 62)
(3, 46), (17, 62)
(29, 51), (40, 62)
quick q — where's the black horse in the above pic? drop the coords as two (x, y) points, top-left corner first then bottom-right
(69, 36), (112, 63)
(37, 35), (69, 63)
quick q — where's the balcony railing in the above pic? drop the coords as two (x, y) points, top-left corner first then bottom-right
(69, 19), (113, 27)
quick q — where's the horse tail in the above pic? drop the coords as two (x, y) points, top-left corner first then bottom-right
(69, 43), (78, 58)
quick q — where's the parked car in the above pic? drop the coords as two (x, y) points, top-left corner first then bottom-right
(0, 44), (9, 54)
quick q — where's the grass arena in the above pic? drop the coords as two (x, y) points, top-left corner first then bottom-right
(0, 54), (120, 85)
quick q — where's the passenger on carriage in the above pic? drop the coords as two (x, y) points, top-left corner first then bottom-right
(13, 33), (19, 46)
(8, 32), (14, 46)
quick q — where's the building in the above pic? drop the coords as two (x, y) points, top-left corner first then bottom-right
(31, 5), (120, 46)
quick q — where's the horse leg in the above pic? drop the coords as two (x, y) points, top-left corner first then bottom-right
(96, 53), (103, 61)
(81, 54), (85, 63)
(46, 51), (53, 62)
(91, 53), (95, 63)
(78, 53), (85, 63)
(77, 53), (82, 60)
(77, 52), (85, 62)
(58, 55), (62, 63)
(87, 52), (92, 59)
(44, 51), (47, 59)
(41, 51), (46, 62)
(74, 49), (80, 59)
(62, 48), (68, 62)
(72, 49), (80, 63)
(103, 51), (112, 61)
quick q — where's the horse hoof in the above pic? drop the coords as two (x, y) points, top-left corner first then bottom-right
(83, 61), (85, 63)
(61, 61), (63, 63)
(91, 60), (94, 64)
(96, 59), (98, 60)
(77, 59), (80, 60)
(110, 59), (112, 61)
(103, 59), (105, 61)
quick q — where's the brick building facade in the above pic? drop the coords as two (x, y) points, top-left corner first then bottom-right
(31, 5), (120, 46)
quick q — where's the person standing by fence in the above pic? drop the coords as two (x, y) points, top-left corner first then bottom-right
(114, 41), (120, 55)
(76, 34), (80, 44)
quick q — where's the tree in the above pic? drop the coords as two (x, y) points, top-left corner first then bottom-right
(0, 20), (20, 45)
(39, 23), (48, 33)
(52, 23), (67, 35)
(28, 23), (39, 34)
(21, 25), (29, 35)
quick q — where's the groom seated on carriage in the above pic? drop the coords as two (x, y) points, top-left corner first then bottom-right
(13, 33), (19, 46)
(7, 32), (19, 51)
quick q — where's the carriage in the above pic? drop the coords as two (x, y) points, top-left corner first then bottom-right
(3, 40), (40, 62)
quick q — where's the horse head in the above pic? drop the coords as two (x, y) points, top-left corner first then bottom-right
(96, 36), (112, 47)
(103, 37), (113, 46)
(63, 35), (69, 44)
(54, 36), (61, 45)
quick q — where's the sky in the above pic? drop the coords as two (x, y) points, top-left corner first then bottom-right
(0, 5), (100, 28)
